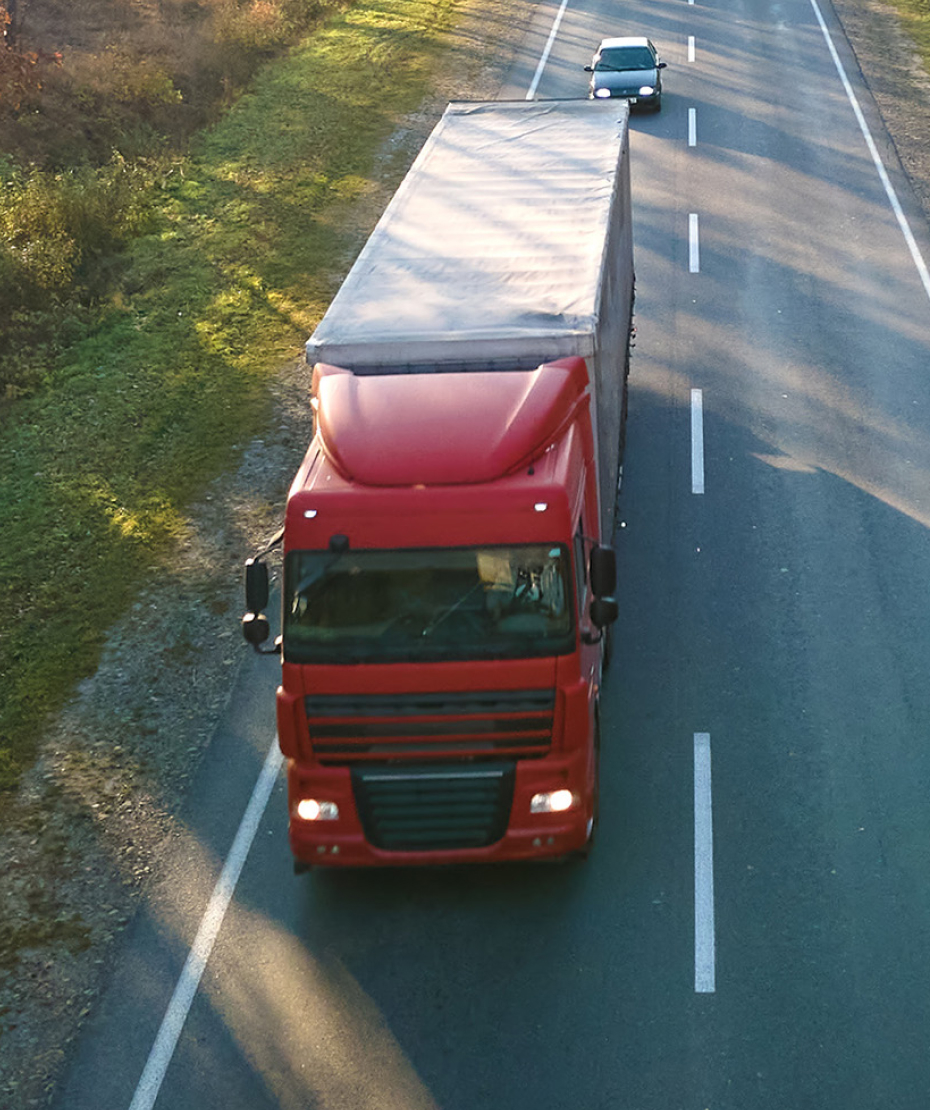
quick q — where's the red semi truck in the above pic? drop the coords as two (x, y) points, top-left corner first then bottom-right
(243, 99), (635, 869)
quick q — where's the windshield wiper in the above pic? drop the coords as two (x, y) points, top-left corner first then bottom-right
(293, 550), (347, 598)
(421, 580), (485, 637)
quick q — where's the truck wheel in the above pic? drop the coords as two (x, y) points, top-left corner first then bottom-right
(601, 624), (613, 673)
(572, 712), (601, 862)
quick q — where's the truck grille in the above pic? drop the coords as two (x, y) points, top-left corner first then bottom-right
(305, 689), (554, 763)
(352, 763), (515, 851)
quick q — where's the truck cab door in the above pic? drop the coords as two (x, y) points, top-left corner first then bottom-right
(574, 523), (602, 683)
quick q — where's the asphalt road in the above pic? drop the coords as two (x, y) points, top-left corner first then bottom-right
(52, 0), (930, 1106)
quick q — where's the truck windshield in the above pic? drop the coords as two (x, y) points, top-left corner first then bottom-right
(283, 544), (575, 664)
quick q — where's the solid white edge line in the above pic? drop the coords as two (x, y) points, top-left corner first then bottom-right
(128, 740), (285, 1110)
(694, 732), (716, 993)
(808, 0), (930, 301)
(688, 107), (697, 147)
(688, 35), (695, 62)
(691, 388), (705, 494)
(525, 0), (571, 99)
(689, 213), (700, 274)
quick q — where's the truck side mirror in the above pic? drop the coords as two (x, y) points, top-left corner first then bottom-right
(590, 596), (619, 629)
(242, 610), (271, 647)
(243, 558), (281, 654)
(245, 558), (269, 613)
(589, 545), (616, 598)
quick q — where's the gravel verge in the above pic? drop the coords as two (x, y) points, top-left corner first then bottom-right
(831, 0), (930, 224)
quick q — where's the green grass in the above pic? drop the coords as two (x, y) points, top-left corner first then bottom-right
(890, 0), (930, 68)
(0, 0), (463, 790)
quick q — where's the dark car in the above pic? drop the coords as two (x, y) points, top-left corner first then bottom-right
(585, 37), (666, 110)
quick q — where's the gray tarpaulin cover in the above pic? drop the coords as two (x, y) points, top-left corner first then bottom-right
(306, 99), (633, 372)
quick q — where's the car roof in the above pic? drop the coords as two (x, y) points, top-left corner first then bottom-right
(597, 36), (653, 50)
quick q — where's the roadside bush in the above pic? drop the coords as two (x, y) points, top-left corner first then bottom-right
(1, 157), (155, 289)
(0, 4), (62, 113)
(0, 157), (157, 396)
(211, 0), (329, 50)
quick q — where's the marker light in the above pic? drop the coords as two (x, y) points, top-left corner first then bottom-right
(296, 798), (339, 821)
(530, 789), (575, 814)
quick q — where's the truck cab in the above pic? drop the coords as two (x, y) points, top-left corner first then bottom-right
(249, 357), (618, 868)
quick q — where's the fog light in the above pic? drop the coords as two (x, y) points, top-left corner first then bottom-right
(530, 789), (575, 814)
(296, 798), (339, 821)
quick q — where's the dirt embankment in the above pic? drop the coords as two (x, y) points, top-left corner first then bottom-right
(1, 0), (930, 1108)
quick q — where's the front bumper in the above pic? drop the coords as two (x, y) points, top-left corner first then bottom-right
(589, 86), (660, 106)
(286, 752), (593, 868)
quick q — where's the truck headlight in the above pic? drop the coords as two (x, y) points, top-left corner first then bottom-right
(530, 789), (575, 814)
(296, 799), (339, 821)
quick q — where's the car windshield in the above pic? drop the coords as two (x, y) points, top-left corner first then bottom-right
(283, 544), (575, 664)
(595, 46), (655, 71)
